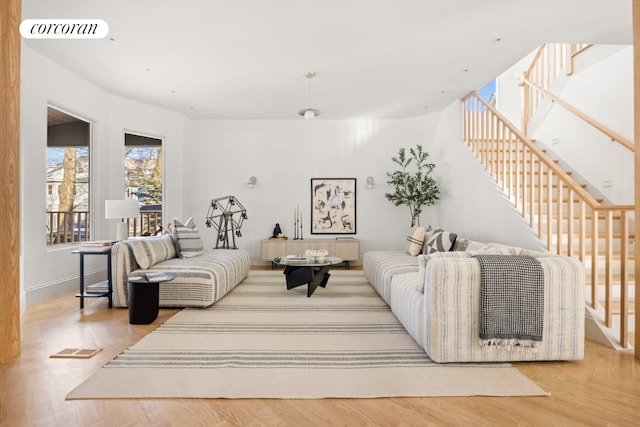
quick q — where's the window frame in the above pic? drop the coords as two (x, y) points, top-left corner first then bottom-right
(45, 105), (93, 247)
(123, 131), (165, 237)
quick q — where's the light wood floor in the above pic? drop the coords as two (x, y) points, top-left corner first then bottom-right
(1, 284), (640, 427)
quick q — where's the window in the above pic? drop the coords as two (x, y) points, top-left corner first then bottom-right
(124, 133), (164, 236)
(46, 107), (91, 246)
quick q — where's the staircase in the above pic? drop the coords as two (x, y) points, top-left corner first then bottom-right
(461, 65), (635, 349)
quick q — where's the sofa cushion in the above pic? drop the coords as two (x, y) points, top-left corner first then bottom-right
(130, 235), (177, 269)
(390, 272), (425, 347)
(362, 251), (419, 305)
(406, 226), (426, 256)
(423, 228), (457, 254)
(417, 252), (471, 292)
(173, 217), (205, 258)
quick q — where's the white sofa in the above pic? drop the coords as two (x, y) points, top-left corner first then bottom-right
(363, 236), (585, 363)
(110, 234), (250, 308)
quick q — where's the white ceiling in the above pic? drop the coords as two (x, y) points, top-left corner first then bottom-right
(23, 0), (633, 120)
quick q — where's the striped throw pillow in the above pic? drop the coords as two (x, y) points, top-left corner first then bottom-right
(130, 235), (177, 269)
(173, 217), (205, 258)
(406, 226), (426, 256)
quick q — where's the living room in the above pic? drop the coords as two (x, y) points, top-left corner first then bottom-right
(2, 0), (640, 425)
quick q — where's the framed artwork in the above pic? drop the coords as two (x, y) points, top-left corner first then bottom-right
(310, 178), (356, 234)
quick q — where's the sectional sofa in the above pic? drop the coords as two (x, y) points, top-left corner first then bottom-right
(110, 232), (250, 308)
(363, 229), (585, 363)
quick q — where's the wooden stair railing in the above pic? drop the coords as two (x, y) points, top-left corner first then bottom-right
(462, 91), (635, 348)
(522, 43), (591, 131)
(521, 43), (633, 153)
(521, 79), (634, 152)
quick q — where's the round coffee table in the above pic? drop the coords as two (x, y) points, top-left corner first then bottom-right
(275, 256), (343, 297)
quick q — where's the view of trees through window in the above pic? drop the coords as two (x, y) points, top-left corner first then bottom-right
(46, 106), (91, 246)
(124, 133), (164, 235)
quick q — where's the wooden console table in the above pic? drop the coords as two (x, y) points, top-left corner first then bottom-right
(260, 238), (360, 269)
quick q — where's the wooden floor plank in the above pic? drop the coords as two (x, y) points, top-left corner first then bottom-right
(1, 286), (639, 426)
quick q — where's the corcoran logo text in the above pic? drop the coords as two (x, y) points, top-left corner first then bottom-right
(20, 19), (109, 39)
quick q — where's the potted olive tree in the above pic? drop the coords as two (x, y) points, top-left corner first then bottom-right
(385, 145), (440, 227)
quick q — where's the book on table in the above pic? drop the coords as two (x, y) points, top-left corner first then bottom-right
(284, 255), (308, 263)
(86, 280), (109, 293)
(79, 240), (115, 252)
(144, 271), (170, 282)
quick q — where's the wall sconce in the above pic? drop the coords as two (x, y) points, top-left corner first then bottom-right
(366, 176), (375, 189)
(247, 176), (258, 189)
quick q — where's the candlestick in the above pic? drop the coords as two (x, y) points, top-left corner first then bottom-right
(299, 208), (303, 239)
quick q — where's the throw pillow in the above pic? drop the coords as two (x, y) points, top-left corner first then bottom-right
(423, 228), (457, 254)
(519, 248), (552, 258)
(416, 251), (470, 293)
(130, 235), (177, 269)
(173, 217), (205, 258)
(477, 243), (521, 255)
(406, 226), (426, 256)
(465, 241), (486, 252)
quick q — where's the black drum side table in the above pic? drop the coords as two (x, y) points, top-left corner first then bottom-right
(127, 274), (174, 324)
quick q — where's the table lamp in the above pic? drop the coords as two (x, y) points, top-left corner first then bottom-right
(105, 199), (139, 241)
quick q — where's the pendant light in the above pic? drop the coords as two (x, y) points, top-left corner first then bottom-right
(298, 71), (320, 120)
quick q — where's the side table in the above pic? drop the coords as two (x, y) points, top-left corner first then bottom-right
(127, 274), (174, 324)
(72, 247), (113, 309)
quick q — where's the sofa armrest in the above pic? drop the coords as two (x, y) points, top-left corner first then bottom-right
(110, 240), (140, 307)
(423, 256), (585, 362)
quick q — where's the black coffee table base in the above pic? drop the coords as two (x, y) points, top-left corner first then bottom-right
(283, 265), (331, 297)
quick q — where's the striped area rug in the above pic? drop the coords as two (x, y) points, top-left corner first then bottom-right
(67, 270), (547, 399)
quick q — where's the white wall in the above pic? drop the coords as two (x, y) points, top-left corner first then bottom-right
(495, 49), (537, 127)
(430, 102), (545, 250)
(21, 46), (186, 304)
(531, 46), (633, 204)
(106, 95), (187, 222)
(496, 45), (634, 205)
(21, 45), (109, 305)
(185, 115), (441, 264)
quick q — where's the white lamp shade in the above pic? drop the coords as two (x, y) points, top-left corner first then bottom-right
(105, 199), (139, 220)
(304, 109), (315, 120)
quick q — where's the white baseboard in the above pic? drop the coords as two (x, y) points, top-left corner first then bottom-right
(26, 270), (107, 305)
